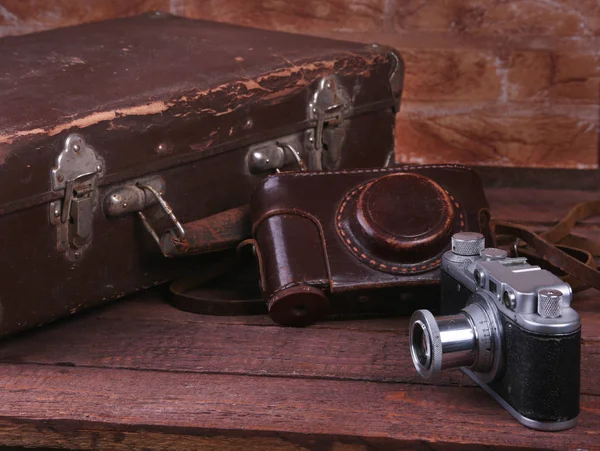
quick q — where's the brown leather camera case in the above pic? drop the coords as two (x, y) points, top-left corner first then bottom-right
(251, 165), (492, 325)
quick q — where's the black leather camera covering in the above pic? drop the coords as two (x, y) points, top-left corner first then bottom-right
(489, 315), (580, 423)
(441, 271), (580, 423)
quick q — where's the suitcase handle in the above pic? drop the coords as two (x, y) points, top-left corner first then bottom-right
(137, 183), (185, 244)
(136, 183), (251, 258)
(134, 143), (307, 258)
(159, 204), (251, 257)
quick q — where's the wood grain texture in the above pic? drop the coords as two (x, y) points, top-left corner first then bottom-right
(181, 0), (387, 34)
(395, 104), (598, 168)
(0, 364), (598, 450)
(0, 299), (473, 388)
(0, 421), (492, 451)
(0, 186), (598, 449)
(0, 293), (599, 395)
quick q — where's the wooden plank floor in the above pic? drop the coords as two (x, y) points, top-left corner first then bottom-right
(0, 187), (598, 450)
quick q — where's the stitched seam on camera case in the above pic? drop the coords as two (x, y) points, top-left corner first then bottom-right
(266, 164), (474, 180)
(253, 208), (334, 289)
(335, 184), (465, 274)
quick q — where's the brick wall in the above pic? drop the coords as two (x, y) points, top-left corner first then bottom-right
(1, 0), (598, 168)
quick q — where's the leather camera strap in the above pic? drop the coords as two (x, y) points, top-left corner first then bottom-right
(491, 199), (600, 292)
(168, 249), (266, 316)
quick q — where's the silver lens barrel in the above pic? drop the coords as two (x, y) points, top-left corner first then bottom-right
(410, 310), (477, 378)
(409, 295), (501, 380)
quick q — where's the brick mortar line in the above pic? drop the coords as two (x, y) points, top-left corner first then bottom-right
(399, 101), (600, 119)
(169, 0), (186, 16)
(383, 0), (395, 32)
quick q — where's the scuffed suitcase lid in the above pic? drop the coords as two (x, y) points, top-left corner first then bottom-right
(0, 13), (402, 213)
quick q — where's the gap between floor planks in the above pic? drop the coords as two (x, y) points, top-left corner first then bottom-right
(0, 186), (597, 449)
(0, 292), (597, 395)
(0, 363), (597, 451)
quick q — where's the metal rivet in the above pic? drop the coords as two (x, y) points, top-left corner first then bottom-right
(57, 174), (64, 182)
(326, 83), (332, 89)
(122, 202), (128, 208)
(74, 251), (81, 259)
(73, 144), (80, 152)
(245, 119), (253, 129)
(96, 165), (102, 172)
(53, 208), (60, 217)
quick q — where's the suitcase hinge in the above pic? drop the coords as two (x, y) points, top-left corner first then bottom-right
(306, 76), (351, 170)
(50, 134), (103, 261)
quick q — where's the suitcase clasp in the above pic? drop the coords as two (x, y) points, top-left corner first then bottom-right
(306, 76), (351, 171)
(50, 134), (103, 261)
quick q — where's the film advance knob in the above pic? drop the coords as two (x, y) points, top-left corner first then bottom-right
(451, 232), (485, 256)
(537, 289), (563, 318)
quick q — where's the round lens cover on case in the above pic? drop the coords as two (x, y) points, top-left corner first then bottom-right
(335, 172), (465, 274)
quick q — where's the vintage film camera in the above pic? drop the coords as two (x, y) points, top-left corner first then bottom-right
(250, 165), (492, 326)
(409, 232), (580, 431)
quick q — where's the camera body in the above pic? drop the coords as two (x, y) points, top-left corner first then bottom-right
(410, 232), (580, 431)
(251, 166), (492, 326)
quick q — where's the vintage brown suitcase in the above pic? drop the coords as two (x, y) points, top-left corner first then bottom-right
(0, 12), (403, 336)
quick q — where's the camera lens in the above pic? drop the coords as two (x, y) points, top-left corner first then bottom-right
(411, 320), (431, 368)
(409, 294), (501, 380)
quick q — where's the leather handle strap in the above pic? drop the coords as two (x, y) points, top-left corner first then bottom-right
(516, 244), (596, 292)
(136, 182), (252, 258)
(160, 205), (251, 257)
(541, 200), (600, 244)
(491, 199), (600, 292)
(169, 250), (266, 315)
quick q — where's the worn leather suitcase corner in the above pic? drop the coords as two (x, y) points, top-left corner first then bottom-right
(0, 13), (403, 336)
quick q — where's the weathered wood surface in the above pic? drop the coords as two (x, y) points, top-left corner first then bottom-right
(0, 186), (598, 450)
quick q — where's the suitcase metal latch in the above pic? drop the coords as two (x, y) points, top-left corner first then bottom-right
(306, 76), (351, 170)
(50, 134), (103, 261)
(247, 134), (308, 173)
